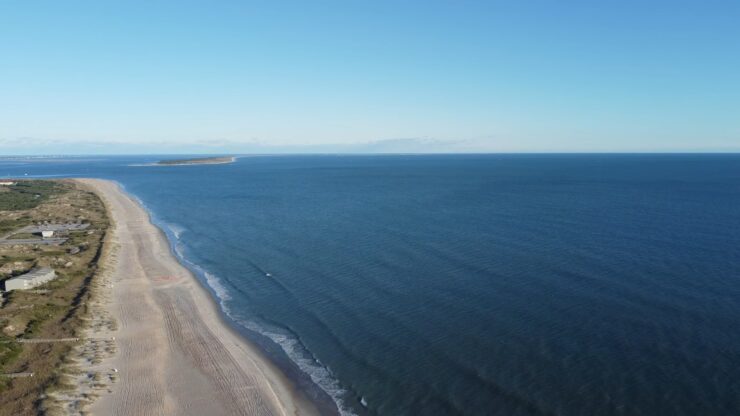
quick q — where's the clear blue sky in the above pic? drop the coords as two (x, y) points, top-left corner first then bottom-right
(1, 1), (738, 154)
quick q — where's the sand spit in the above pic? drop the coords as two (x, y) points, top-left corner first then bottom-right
(59, 179), (320, 416)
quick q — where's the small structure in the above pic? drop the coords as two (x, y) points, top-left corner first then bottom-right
(0, 181), (16, 186)
(26, 223), (90, 234)
(0, 223), (89, 247)
(3, 268), (57, 291)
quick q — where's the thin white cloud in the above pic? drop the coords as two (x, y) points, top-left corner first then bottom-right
(0, 136), (487, 155)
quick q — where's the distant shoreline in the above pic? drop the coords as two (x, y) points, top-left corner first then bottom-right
(155, 156), (236, 166)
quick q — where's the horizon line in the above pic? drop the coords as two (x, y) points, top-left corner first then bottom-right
(2, 151), (740, 158)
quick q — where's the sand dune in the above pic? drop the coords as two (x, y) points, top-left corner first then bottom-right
(78, 179), (320, 416)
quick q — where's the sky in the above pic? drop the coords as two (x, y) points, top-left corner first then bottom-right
(1, 0), (739, 154)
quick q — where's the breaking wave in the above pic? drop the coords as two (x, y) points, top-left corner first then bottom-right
(234, 318), (358, 416)
(132, 192), (355, 415)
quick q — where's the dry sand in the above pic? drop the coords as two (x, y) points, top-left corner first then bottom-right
(77, 179), (321, 416)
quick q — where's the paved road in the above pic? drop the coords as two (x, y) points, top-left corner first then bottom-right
(20, 223), (89, 233)
(0, 237), (67, 245)
(0, 223), (87, 245)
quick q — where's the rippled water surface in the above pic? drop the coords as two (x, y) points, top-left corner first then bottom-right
(2, 154), (740, 415)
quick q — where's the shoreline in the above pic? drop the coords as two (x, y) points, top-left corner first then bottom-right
(115, 180), (343, 416)
(76, 178), (325, 416)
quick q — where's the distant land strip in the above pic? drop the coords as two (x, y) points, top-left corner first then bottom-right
(156, 156), (235, 166)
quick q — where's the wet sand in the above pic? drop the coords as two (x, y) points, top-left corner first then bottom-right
(78, 179), (321, 416)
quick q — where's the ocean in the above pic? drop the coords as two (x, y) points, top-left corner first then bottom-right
(2, 154), (740, 415)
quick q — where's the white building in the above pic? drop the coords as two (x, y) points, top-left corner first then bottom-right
(41, 230), (55, 238)
(3, 268), (57, 291)
(0, 181), (16, 186)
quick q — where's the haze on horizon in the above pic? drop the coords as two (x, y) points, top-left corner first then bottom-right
(1, 1), (738, 155)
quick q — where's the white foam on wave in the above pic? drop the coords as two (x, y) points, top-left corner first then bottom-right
(167, 248), (357, 415)
(166, 223), (187, 240)
(234, 318), (358, 416)
(171, 241), (234, 304)
(202, 270), (233, 303)
(123, 187), (357, 415)
(174, 251), (356, 414)
(174, 263), (357, 414)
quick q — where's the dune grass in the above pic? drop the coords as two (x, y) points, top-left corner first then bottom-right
(0, 180), (109, 415)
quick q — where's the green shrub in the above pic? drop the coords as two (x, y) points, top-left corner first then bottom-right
(0, 181), (62, 211)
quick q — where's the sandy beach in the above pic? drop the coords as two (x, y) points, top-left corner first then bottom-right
(77, 179), (321, 416)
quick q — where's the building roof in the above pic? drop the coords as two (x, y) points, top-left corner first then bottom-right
(9, 267), (55, 282)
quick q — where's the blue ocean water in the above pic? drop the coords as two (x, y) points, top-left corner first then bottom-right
(2, 154), (740, 415)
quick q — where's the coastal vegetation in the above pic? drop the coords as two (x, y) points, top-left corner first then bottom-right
(0, 180), (60, 211)
(0, 180), (109, 415)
